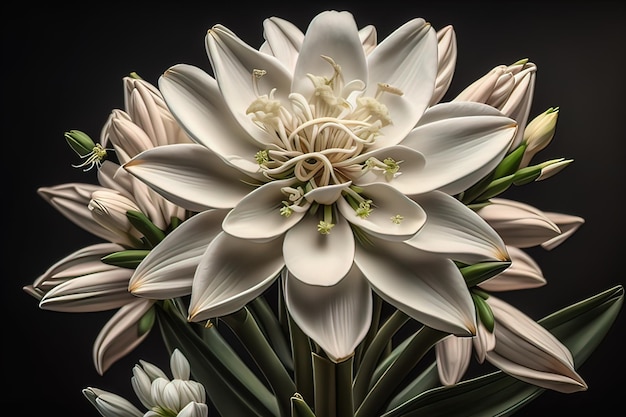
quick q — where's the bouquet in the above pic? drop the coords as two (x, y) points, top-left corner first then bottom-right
(17, 6), (623, 416)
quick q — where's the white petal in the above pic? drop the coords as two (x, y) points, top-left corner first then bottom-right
(83, 388), (144, 417)
(283, 212), (354, 286)
(170, 349), (191, 380)
(188, 232), (284, 321)
(486, 296), (587, 393)
(366, 18), (437, 148)
(402, 102), (517, 195)
(178, 402), (209, 417)
(354, 238), (476, 336)
(473, 321), (496, 364)
(206, 25), (293, 142)
(359, 25), (377, 55)
(262, 16), (304, 73)
(477, 198), (560, 248)
(130, 210), (229, 298)
(223, 179), (306, 241)
(304, 182), (351, 205)
(479, 246), (545, 292)
(541, 212), (585, 250)
(283, 266), (372, 362)
(435, 335), (472, 385)
(159, 64), (268, 178)
(337, 183), (426, 241)
(430, 25), (457, 105)
(124, 143), (257, 212)
(93, 298), (155, 375)
(39, 268), (135, 313)
(406, 191), (509, 263)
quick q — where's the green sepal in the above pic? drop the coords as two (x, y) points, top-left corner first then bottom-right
(126, 210), (166, 248)
(474, 174), (515, 202)
(291, 393), (317, 417)
(101, 249), (150, 269)
(492, 144), (526, 179)
(512, 165), (541, 185)
(460, 261), (511, 288)
(472, 293), (495, 332)
(380, 285), (624, 417)
(65, 129), (96, 157)
(137, 305), (156, 336)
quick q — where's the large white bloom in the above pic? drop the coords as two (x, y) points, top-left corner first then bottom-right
(124, 11), (517, 359)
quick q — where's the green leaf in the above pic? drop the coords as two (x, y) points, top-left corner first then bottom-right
(101, 249), (150, 269)
(291, 393), (317, 417)
(248, 295), (294, 372)
(156, 300), (280, 417)
(380, 285), (624, 417)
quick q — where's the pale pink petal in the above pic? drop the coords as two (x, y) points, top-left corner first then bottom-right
(435, 335), (472, 385)
(479, 246), (545, 292)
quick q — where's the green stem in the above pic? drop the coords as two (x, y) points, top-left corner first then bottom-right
(313, 353), (354, 417)
(354, 294), (383, 370)
(221, 307), (297, 417)
(354, 326), (446, 417)
(288, 310), (315, 407)
(249, 295), (294, 372)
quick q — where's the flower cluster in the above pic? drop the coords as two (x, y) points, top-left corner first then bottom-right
(24, 10), (622, 417)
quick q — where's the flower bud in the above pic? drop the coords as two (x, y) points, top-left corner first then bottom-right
(89, 190), (144, 247)
(430, 25), (457, 105)
(541, 212), (585, 250)
(65, 129), (111, 171)
(520, 107), (559, 167)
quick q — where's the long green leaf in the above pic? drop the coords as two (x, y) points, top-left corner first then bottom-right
(380, 285), (624, 417)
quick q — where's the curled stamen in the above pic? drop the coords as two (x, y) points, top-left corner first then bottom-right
(71, 144), (112, 172)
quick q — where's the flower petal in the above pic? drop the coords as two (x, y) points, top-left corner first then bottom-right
(402, 101), (517, 195)
(158, 63), (267, 178)
(337, 183), (426, 241)
(261, 16), (304, 73)
(124, 143), (257, 211)
(406, 191), (509, 263)
(366, 18), (437, 148)
(93, 298), (155, 375)
(435, 335), (472, 386)
(283, 266), (372, 362)
(283, 211), (354, 286)
(355, 238), (476, 336)
(477, 198), (561, 248)
(479, 246), (546, 292)
(223, 179), (306, 241)
(188, 232), (284, 321)
(486, 296), (587, 393)
(130, 210), (229, 299)
(359, 25), (377, 55)
(541, 212), (585, 250)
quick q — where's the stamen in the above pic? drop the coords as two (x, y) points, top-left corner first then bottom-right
(317, 205), (335, 234)
(252, 69), (267, 96)
(71, 144), (111, 172)
(390, 214), (404, 224)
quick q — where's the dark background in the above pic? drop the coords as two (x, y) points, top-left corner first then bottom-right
(4, 1), (624, 415)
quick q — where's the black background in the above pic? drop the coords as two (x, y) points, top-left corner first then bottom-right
(4, 1), (625, 415)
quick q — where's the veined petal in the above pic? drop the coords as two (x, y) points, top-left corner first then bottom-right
(83, 388), (144, 417)
(107, 110), (155, 164)
(158, 64), (267, 178)
(366, 18), (437, 148)
(130, 210), (229, 299)
(188, 232), (284, 321)
(283, 266), (372, 362)
(178, 402), (209, 417)
(479, 246), (545, 292)
(38, 183), (121, 243)
(283, 212), (354, 286)
(435, 335), (472, 386)
(486, 296), (587, 393)
(541, 212), (585, 250)
(337, 183), (427, 241)
(430, 25), (457, 105)
(93, 298), (155, 375)
(98, 161), (134, 198)
(292, 11), (366, 99)
(261, 16), (304, 73)
(124, 143), (257, 212)
(223, 179), (306, 241)
(354, 238), (476, 336)
(473, 320), (496, 364)
(402, 102), (517, 195)
(406, 191), (509, 263)
(477, 198), (561, 248)
(39, 268), (135, 313)
(206, 25), (293, 142)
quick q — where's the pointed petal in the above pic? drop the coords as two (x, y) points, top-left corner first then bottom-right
(355, 238), (476, 336)
(435, 335), (472, 385)
(486, 296), (587, 393)
(206, 25), (293, 141)
(402, 102), (517, 195)
(337, 183), (426, 241)
(292, 11), (366, 98)
(223, 179), (306, 241)
(188, 232), (284, 321)
(39, 268), (135, 313)
(477, 198), (561, 248)
(93, 298), (155, 375)
(124, 143), (257, 211)
(283, 211), (354, 286)
(130, 210), (229, 299)
(262, 16), (304, 73)
(38, 183), (121, 243)
(159, 64), (267, 179)
(406, 191), (509, 263)
(283, 266), (372, 362)
(479, 246), (546, 292)
(473, 321), (496, 364)
(366, 18), (437, 148)
(541, 212), (585, 250)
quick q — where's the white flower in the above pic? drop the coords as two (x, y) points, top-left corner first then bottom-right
(123, 10), (517, 359)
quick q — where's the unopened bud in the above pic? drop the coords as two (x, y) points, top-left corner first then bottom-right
(520, 107), (559, 167)
(430, 25), (457, 105)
